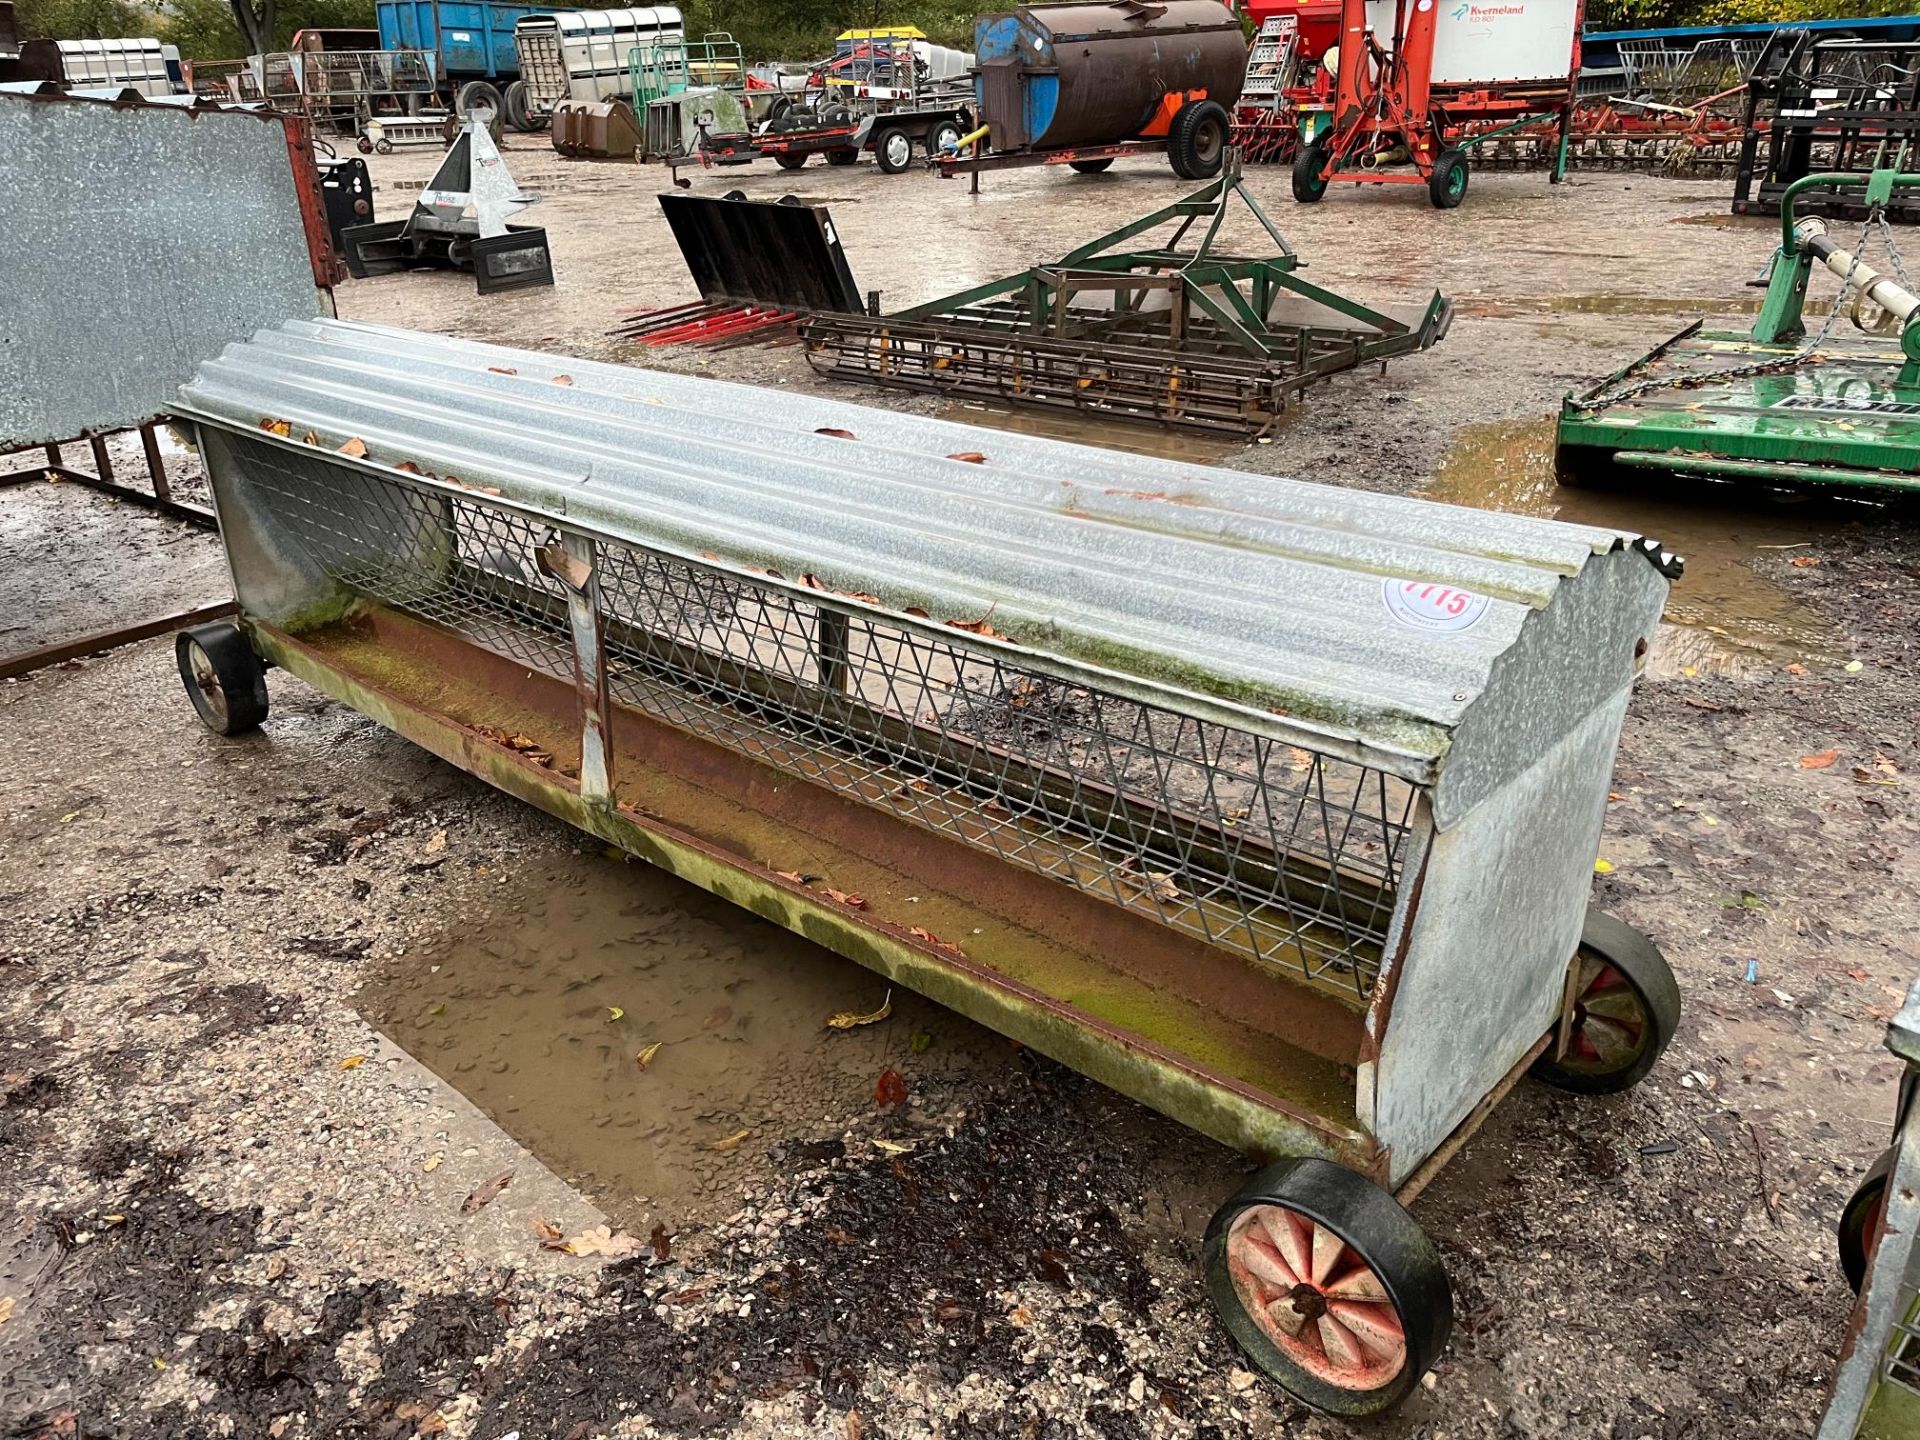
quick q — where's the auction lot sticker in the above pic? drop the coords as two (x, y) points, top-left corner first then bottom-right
(1382, 578), (1491, 635)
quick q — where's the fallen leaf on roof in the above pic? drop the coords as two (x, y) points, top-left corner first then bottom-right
(814, 427), (857, 440)
(339, 437), (368, 459)
(824, 886), (868, 910)
(260, 418), (292, 437)
(488, 366), (518, 375)
(460, 1169), (514, 1215)
(551, 374), (574, 386)
(826, 992), (892, 1030)
(947, 451), (986, 464)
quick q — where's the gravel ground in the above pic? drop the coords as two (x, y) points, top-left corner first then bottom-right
(3, 153), (1919, 1439)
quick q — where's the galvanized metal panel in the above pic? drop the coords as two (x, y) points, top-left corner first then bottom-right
(176, 318), (1670, 822)
(0, 90), (323, 451)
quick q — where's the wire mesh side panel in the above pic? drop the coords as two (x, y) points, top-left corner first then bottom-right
(222, 435), (577, 681)
(227, 439), (1419, 996)
(591, 545), (1418, 1000)
(1889, 1281), (1920, 1399)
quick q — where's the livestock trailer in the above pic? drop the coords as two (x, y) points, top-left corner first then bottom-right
(174, 318), (1683, 1416)
(509, 6), (681, 130)
(376, 0), (561, 114)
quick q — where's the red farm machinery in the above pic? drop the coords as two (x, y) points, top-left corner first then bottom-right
(1251, 0), (1583, 207)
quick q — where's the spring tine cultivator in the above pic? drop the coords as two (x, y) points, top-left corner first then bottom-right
(799, 161), (1449, 436)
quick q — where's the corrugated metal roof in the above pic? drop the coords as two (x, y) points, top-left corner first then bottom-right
(177, 318), (1672, 819)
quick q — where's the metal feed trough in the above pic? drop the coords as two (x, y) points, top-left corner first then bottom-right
(173, 318), (1681, 1416)
(799, 166), (1451, 437)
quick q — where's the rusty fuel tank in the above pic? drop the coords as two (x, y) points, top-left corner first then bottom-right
(972, 0), (1247, 152)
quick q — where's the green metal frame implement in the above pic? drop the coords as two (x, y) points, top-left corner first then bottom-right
(1556, 168), (1920, 495)
(798, 165), (1452, 436)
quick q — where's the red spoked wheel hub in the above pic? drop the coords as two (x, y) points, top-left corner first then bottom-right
(1224, 1204), (1406, 1391)
(1564, 956), (1650, 1072)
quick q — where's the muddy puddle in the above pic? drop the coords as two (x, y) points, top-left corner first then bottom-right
(1458, 293), (1763, 320)
(937, 399), (1243, 465)
(357, 849), (1015, 1233)
(1427, 419), (1860, 673)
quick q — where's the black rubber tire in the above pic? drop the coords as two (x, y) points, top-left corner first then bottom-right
(774, 153), (808, 170)
(501, 80), (529, 132)
(375, 138), (394, 155)
(825, 147), (858, 166)
(355, 135), (373, 154)
(1068, 157), (1114, 174)
(1839, 1146), (1898, 1294)
(176, 622), (268, 737)
(1292, 138), (1330, 203)
(1530, 908), (1682, 1096)
(874, 126), (912, 174)
(1167, 98), (1229, 181)
(926, 119), (962, 156)
(1204, 1158), (1451, 1417)
(1428, 148), (1470, 209)
(454, 80), (503, 121)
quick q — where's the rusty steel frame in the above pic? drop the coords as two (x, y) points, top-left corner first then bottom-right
(0, 420), (227, 679)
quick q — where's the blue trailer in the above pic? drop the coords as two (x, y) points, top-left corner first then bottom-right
(376, 0), (560, 113)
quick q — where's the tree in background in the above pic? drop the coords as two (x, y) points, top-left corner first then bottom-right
(157, 0), (373, 58)
(16, 0), (154, 40)
(1585, 0), (1919, 27)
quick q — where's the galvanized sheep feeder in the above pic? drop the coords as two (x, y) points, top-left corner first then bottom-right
(173, 318), (1682, 1416)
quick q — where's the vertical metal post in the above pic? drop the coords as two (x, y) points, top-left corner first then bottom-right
(88, 435), (114, 483)
(541, 534), (616, 806)
(44, 444), (62, 468)
(816, 605), (850, 694)
(139, 423), (174, 506)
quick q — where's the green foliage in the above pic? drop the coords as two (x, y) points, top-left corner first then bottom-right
(16, 0), (155, 40)
(1585, 0), (1918, 29)
(158, 0), (375, 59)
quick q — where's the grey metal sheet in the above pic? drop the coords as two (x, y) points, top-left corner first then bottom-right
(177, 318), (1672, 820)
(0, 89), (323, 451)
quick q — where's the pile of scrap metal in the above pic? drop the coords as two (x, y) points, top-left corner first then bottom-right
(1557, 168), (1920, 495)
(1733, 31), (1920, 222)
(340, 117), (554, 294)
(799, 163), (1450, 436)
(610, 189), (863, 346)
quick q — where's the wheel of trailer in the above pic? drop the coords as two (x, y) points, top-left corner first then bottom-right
(1839, 1146), (1898, 1293)
(1427, 149), (1470, 209)
(1204, 1158), (1451, 1417)
(774, 153), (808, 170)
(375, 138), (394, 155)
(826, 148), (858, 166)
(503, 80), (539, 133)
(926, 119), (962, 157)
(356, 136), (373, 154)
(1069, 158), (1114, 174)
(1292, 139), (1330, 203)
(176, 622), (268, 737)
(1530, 908), (1681, 1096)
(874, 126), (913, 174)
(455, 80), (502, 122)
(1167, 99), (1229, 181)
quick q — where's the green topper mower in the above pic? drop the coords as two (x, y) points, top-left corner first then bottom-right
(1557, 168), (1920, 496)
